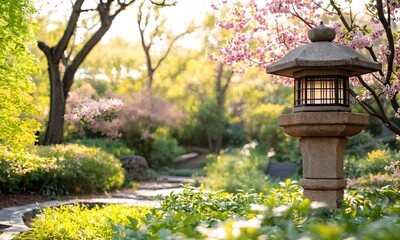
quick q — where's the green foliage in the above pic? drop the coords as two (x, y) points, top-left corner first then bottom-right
(116, 180), (305, 239)
(16, 204), (150, 240)
(243, 103), (285, 145)
(0, 0), (41, 147)
(346, 130), (375, 156)
(181, 99), (229, 151)
(0, 145), (55, 193)
(67, 138), (134, 158)
(204, 145), (273, 193)
(345, 147), (398, 179)
(21, 182), (400, 240)
(116, 182), (400, 239)
(1, 144), (124, 195)
(31, 144), (125, 195)
(149, 127), (184, 169)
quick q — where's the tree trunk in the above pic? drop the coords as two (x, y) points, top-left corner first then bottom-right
(43, 76), (65, 145)
(213, 63), (233, 154)
(38, 42), (66, 145)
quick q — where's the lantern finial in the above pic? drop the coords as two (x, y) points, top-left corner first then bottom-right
(308, 22), (336, 42)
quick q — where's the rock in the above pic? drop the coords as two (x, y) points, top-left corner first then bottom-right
(119, 155), (149, 181)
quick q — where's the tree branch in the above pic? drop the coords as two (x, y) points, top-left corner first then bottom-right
(376, 0), (395, 85)
(153, 31), (187, 72)
(330, 0), (351, 31)
(53, 0), (85, 61)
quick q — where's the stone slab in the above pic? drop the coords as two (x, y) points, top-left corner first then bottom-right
(265, 163), (299, 179)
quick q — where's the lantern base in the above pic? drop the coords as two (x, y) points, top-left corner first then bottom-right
(302, 178), (347, 209)
(303, 189), (345, 209)
(279, 112), (368, 209)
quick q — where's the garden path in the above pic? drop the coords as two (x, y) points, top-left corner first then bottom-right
(0, 177), (192, 240)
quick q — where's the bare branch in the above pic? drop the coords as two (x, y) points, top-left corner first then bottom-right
(290, 4), (313, 28)
(149, 0), (177, 6)
(53, 0), (85, 61)
(153, 31), (187, 72)
(78, 8), (97, 13)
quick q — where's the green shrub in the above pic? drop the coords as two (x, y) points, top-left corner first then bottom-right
(0, 145), (55, 193)
(30, 144), (125, 195)
(149, 127), (184, 169)
(67, 138), (134, 158)
(16, 204), (150, 240)
(204, 144), (273, 193)
(346, 130), (375, 156)
(345, 147), (399, 179)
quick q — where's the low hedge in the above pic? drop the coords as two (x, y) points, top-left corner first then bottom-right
(0, 144), (125, 195)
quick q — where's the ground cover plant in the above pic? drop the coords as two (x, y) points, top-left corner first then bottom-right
(16, 204), (151, 240)
(18, 180), (400, 240)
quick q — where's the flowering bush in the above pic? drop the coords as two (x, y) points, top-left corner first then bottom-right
(345, 147), (398, 179)
(64, 98), (123, 125)
(64, 85), (124, 138)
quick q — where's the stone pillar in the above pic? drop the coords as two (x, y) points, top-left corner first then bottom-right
(278, 112), (368, 209)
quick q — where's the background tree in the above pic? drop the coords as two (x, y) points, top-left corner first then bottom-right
(37, 0), (175, 145)
(136, 1), (195, 91)
(211, 0), (400, 139)
(0, 0), (41, 147)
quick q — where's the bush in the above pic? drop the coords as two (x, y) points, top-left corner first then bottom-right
(347, 173), (400, 188)
(29, 144), (125, 195)
(204, 143), (273, 193)
(345, 147), (398, 179)
(16, 204), (150, 240)
(67, 138), (134, 158)
(149, 127), (184, 169)
(0, 145), (55, 193)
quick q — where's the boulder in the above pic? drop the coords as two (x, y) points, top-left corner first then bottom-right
(119, 155), (149, 181)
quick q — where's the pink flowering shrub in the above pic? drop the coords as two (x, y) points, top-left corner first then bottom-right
(65, 85), (182, 139)
(64, 98), (123, 125)
(384, 161), (400, 178)
(65, 85), (124, 138)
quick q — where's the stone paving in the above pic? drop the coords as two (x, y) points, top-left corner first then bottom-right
(0, 176), (192, 240)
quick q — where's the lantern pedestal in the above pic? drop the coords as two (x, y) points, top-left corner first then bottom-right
(279, 112), (368, 209)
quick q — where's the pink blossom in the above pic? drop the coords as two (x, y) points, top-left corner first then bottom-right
(356, 90), (372, 101)
(65, 98), (123, 125)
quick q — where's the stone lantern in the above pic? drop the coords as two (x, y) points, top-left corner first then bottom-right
(266, 23), (381, 209)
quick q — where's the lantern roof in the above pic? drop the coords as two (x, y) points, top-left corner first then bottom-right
(266, 22), (381, 77)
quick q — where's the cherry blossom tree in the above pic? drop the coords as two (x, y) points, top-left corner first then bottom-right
(210, 0), (400, 137)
